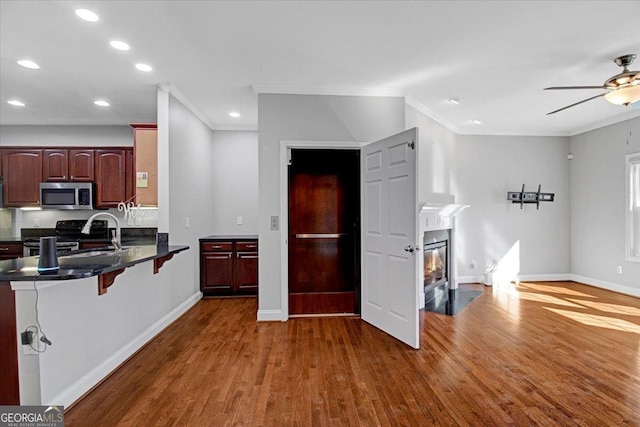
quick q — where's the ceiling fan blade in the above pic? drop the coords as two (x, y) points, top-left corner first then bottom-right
(546, 93), (607, 115)
(544, 86), (607, 90)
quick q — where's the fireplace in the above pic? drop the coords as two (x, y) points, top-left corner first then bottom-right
(423, 230), (449, 292)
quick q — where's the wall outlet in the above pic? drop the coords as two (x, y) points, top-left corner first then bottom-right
(127, 216), (134, 226)
(237, 216), (243, 225)
(185, 217), (190, 229)
(470, 260), (477, 269)
(616, 265), (623, 275)
(135, 216), (142, 225)
(33, 218), (40, 227)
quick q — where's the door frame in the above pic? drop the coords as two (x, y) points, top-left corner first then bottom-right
(279, 140), (365, 320)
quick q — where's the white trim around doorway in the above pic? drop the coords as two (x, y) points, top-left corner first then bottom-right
(279, 140), (365, 320)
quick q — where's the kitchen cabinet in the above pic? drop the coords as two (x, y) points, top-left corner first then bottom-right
(95, 148), (134, 208)
(43, 149), (68, 181)
(0, 243), (23, 261)
(131, 123), (158, 207)
(69, 149), (95, 181)
(43, 148), (95, 182)
(1, 149), (42, 207)
(200, 237), (258, 296)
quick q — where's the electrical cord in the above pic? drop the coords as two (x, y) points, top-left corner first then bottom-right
(24, 274), (52, 352)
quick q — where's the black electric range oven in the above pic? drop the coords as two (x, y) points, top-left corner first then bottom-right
(23, 219), (109, 257)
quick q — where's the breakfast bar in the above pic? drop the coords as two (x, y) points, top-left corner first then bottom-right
(0, 244), (191, 407)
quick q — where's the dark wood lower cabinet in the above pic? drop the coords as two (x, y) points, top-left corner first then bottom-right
(200, 237), (258, 296)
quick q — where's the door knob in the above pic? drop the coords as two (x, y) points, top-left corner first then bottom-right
(404, 245), (415, 253)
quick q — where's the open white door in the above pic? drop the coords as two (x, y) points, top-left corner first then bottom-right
(361, 128), (419, 349)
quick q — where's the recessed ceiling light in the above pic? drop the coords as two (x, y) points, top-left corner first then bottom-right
(229, 112), (241, 118)
(110, 40), (130, 51)
(472, 119), (482, 125)
(75, 9), (99, 22)
(17, 60), (40, 69)
(448, 98), (461, 105)
(7, 100), (26, 107)
(135, 63), (152, 72)
(94, 100), (110, 107)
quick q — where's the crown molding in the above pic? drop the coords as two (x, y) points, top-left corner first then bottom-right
(157, 83), (217, 130)
(568, 109), (640, 136)
(252, 84), (405, 97)
(212, 124), (258, 132)
(404, 96), (460, 134)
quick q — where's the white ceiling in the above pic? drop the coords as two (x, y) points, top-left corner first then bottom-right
(1, 0), (639, 136)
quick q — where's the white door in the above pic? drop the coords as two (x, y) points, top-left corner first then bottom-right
(361, 128), (419, 349)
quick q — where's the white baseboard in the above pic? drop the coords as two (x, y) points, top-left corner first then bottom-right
(518, 274), (572, 282)
(51, 291), (202, 407)
(257, 309), (284, 321)
(457, 275), (483, 284)
(571, 274), (640, 298)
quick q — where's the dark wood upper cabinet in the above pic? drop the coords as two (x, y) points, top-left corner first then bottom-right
(43, 149), (95, 182)
(69, 149), (95, 182)
(95, 148), (134, 208)
(1, 149), (42, 207)
(43, 149), (69, 181)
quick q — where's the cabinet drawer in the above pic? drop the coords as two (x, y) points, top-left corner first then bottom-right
(201, 241), (233, 252)
(236, 241), (258, 252)
(0, 243), (23, 256)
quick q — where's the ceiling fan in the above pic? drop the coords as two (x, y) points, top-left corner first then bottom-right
(545, 54), (640, 115)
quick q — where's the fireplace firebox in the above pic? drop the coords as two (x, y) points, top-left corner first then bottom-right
(423, 230), (450, 292)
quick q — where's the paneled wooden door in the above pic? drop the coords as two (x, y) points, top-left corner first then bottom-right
(288, 149), (360, 315)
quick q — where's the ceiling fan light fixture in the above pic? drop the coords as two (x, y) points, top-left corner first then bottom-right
(604, 85), (640, 106)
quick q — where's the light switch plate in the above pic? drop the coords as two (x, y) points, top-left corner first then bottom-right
(237, 216), (243, 225)
(270, 216), (279, 231)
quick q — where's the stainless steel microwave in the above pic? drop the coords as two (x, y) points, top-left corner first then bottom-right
(40, 182), (93, 210)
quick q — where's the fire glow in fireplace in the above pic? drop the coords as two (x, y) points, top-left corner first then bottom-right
(423, 231), (449, 290)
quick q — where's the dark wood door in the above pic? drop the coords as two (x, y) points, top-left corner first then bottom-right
(288, 149), (360, 315)
(2, 149), (42, 207)
(43, 149), (69, 181)
(69, 149), (95, 181)
(95, 149), (132, 207)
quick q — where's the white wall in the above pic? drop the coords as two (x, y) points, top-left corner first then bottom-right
(210, 130), (258, 234)
(405, 105), (457, 201)
(406, 105), (571, 282)
(163, 92), (215, 301)
(0, 125), (132, 147)
(570, 116), (640, 295)
(453, 134), (571, 279)
(257, 94), (406, 319)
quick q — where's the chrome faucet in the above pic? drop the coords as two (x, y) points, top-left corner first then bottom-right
(82, 212), (122, 251)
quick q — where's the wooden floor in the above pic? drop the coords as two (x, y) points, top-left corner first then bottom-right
(65, 281), (640, 426)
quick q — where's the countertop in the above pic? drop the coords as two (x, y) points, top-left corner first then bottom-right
(0, 238), (24, 243)
(0, 245), (189, 282)
(200, 235), (258, 241)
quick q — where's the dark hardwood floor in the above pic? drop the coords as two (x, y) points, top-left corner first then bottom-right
(65, 281), (640, 426)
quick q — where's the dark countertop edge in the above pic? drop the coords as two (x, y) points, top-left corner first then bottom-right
(0, 245), (189, 282)
(0, 238), (25, 243)
(200, 235), (258, 241)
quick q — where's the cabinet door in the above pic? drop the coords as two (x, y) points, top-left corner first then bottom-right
(95, 149), (128, 207)
(69, 149), (95, 182)
(43, 149), (69, 181)
(0, 243), (23, 260)
(201, 252), (234, 293)
(1, 149), (42, 207)
(234, 251), (258, 294)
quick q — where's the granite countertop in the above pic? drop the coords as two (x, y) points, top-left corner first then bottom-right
(0, 245), (189, 282)
(0, 238), (25, 243)
(200, 235), (258, 241)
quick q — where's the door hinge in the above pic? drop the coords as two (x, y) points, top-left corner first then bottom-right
(408, 139), (415, 150)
